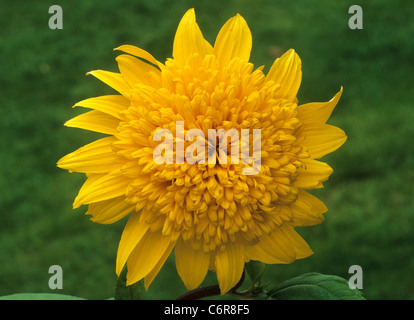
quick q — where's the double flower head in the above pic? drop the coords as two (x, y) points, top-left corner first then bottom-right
(58, 9), (346, 294)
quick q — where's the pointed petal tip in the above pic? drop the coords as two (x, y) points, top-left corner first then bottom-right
(181, 8), (196, 21)
(115, 262), (124, 277)
(333, 86), (344, 100)
(301, 248), (314, 259)
(214, 12), (252, 64)
(72, 200), (81, 210)
(279, 48), (297, 60)
(286, 48), (299, 60)
(126, 276), (137, 287)
(144, 278), (151, 291)
(266, 48), (302, 101)
(234, 12), (246, 22)
(86, 70), (103, 76)
(173, 7), (213, 64)
(56, 155), (67, 168)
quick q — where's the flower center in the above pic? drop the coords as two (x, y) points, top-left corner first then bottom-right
(113, 53), (309, 252)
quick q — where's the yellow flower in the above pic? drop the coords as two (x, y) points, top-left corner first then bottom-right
(58, 9), (346, 294)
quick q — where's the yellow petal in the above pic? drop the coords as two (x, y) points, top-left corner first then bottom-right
(64, 110), (120, 135)
(214, 14), (252, 65)
(291, 190), (327, 227)
(126, 230), (174, 285)
(246, 224), (313, 263)
(295, 159), (333, 189)
(116, 211), (150, 275)
(73, 171), (130, 208)
(116, 54), (161, 88)
(266, 49), (302, 101)
(57, 137), (117, 174)
(301, 123), (347, 159)
(173, 9), (213, 65)
(87, 196), (134, 224)
(279, 224), (313, 259)
(245, 227), (296, 264)
(215, 242), (244, 294)
(114, 44), (164, 70)
(73, 95), (130, 120)
(87, 70), (131, 97)
(175, 238), (210, 290)
(298, 87), (343, 123)
(144, 241), (175, 290)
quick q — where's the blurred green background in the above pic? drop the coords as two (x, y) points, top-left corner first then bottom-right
(1, 0), (413, 300)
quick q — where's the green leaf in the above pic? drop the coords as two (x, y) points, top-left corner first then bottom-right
(114, 266), (143, 300)
(266, 272), (365, 300)
(245, 261), (266, 285)
(0, 293), (85, 300)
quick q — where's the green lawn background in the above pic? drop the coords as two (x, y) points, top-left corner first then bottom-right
(0, 0), (413, 299)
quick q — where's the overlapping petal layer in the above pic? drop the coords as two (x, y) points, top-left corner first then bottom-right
(58, 8), (346, 294)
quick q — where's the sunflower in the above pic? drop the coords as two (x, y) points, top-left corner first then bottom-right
(58, 9), (346, 294)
